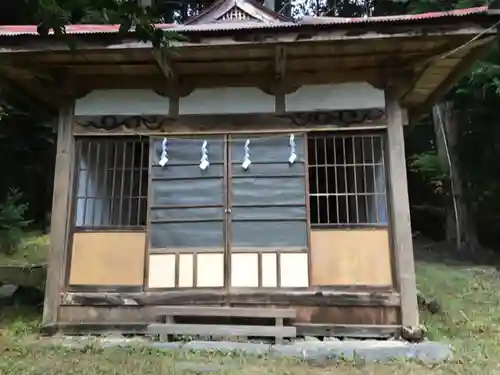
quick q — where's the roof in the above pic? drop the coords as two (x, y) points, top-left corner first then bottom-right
(185, 0), (290, 24)
(0, 2), (498, 118)
(0, 6), (493, 36)
(301, 6), (491, 24)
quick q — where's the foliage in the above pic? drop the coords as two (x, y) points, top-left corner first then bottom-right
(0, 0), (211, 48)
(0, 190), (32, 255)
(409, 151), (449, 195)
(0, 233), (49, 266)
(0, 109), (55, 232)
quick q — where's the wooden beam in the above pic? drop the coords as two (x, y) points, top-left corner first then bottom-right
(152, 306), (296, 318)
(275, 45), (286, 81)
(385, 96), (419, 331)
(153, 49), (171, 78)
(0, 68), (62, 111)
(72, 110), (387, 136)
(60, 289), (401, 307)
(0, 75), (55, 115)
(42, 102), (75, 327)
(75, 68), (408, 92)
(44, 53), (435, 76)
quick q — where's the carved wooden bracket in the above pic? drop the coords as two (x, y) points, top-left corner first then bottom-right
(74, 108), (386, 133)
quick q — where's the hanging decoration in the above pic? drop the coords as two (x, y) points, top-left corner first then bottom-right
(199, 140), (209, 170)
(242, 139), (251, 170)
(288, 134), (297, 164)
(159, 137), (169, 167)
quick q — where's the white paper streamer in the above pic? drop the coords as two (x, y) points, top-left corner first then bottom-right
(159, 137), (169, 167)
(242, 139), (251, 170)
(288, 134), (297, 164)
(199, 140), (209, 170)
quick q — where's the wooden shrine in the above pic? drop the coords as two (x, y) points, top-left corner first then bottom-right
(0, 1), (498, 340)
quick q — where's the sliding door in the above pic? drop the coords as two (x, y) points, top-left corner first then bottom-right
(147, 136), (226, 289)
(146, 133), (310, 290)
(228, 134), (309, 288)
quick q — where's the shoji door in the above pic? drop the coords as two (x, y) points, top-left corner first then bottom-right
(228, 134), (309, 288)
(147, 136), (226, 289)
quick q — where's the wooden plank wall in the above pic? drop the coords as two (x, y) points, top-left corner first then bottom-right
(310, 229), (393, 287)
(69, 232), (146, 287)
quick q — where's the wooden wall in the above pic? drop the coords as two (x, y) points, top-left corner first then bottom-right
(310, 229), (393, 287)
(74, 82), (385, 116)
(68, 232), (146, 287)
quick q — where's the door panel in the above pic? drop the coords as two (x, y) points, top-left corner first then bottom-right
(231, 177), (306, 205)
(150, 207), (224, 221)
(148, 136), (226, 289)
(146, 134), (311, 290)
(231, 221), (307, 247)
(228, 134), (309, 288)
(151, 178), (223, 206)
(151, 137), (224, 165)
(230, 136), (306, 164)
(149, 222), (224, 248)
(231, 206), (306, 220)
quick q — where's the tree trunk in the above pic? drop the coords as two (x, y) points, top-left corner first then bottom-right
(432, 102), (481, 252)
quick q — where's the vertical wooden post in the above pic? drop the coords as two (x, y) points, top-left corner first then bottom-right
(386, 97), (420, 333)
(42, 103), (75, 327)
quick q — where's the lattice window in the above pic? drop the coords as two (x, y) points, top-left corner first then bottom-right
(218, 7), (254, 21)
(308, 132), (388, 226)
(73, 137), (149, 230)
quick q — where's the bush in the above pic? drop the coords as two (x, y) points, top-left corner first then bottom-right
(0, 189), (32, 255)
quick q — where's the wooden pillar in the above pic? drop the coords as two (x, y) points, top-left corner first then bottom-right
(386, 97), (420, 333)
(42, 103), (75, 327)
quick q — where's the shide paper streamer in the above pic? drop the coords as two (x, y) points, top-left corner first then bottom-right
(242, 139), (251, 170)
(289, 134), (297, 164)
(159, 138), (168, 167)
(199, 140), (209, 170)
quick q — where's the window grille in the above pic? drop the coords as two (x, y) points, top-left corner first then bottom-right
(308, 132), (388, 226)
(73, 137), (149, 230)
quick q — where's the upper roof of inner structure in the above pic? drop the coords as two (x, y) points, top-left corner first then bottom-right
(0, 1), (498, 116)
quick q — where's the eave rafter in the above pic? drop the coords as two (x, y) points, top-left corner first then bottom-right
(0, 66), (65, 112)
(398, 35), (495, 110)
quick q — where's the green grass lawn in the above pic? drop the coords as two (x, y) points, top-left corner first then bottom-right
(1, 238), (500, 374)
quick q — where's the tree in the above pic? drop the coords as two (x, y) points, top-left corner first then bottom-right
(0, 0), (216, 47)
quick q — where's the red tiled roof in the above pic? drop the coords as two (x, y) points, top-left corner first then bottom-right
(0, 6), (492, 37)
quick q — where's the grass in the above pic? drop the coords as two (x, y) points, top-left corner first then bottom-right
(0, 232), (49, 265)
(2, 238), (500, 374)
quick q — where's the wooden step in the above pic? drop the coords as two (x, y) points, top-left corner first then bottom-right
(151, 305), (296, 319)
(149, 306), (297, 343)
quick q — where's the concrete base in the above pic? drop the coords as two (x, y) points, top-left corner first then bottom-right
(39, 336), (452, 363)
